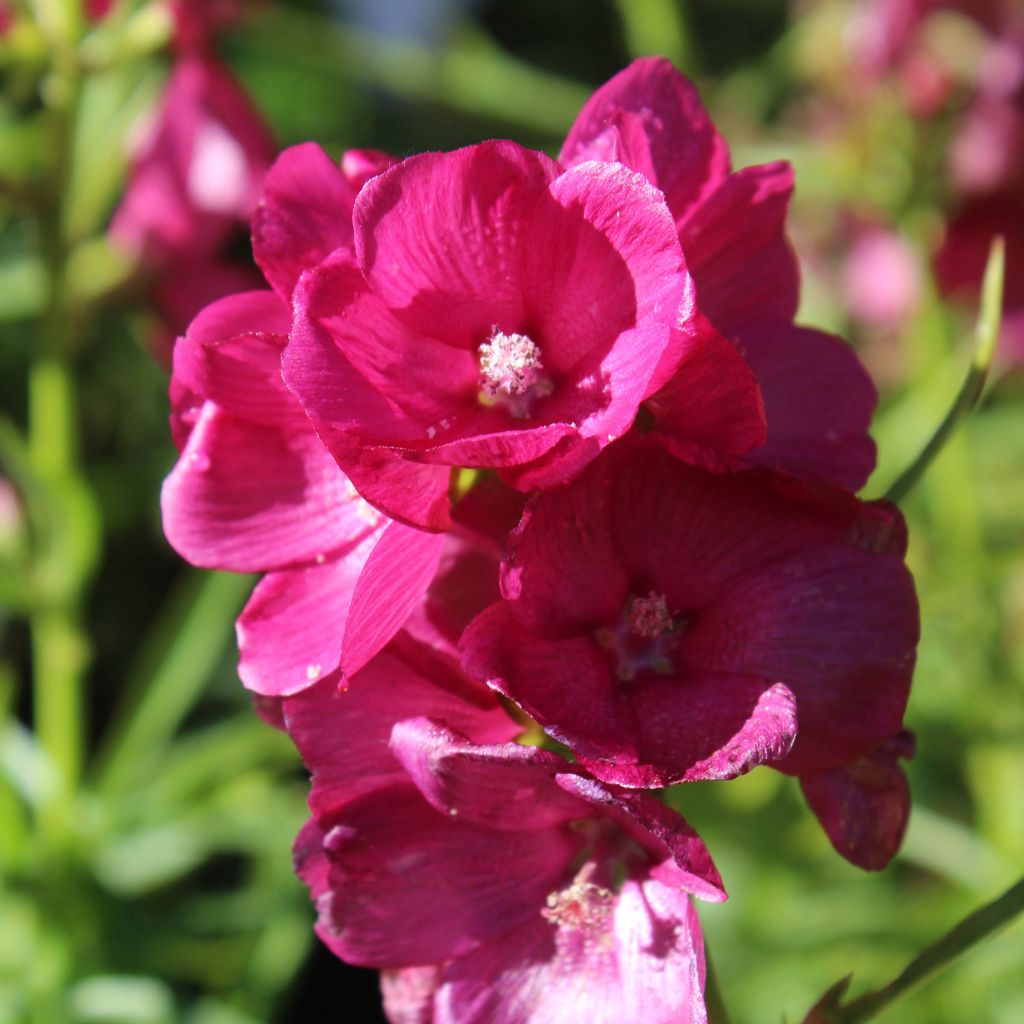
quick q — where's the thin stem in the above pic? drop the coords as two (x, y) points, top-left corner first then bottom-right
(886, 237), (1005, 504)
(803, 876), (1024, 1024)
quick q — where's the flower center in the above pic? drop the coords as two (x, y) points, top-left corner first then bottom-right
(542, 872), (614, 933)
(477, 328), (551, 417)
(595, 590), (680, 683)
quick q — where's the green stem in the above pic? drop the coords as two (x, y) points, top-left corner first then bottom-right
(704, 950), (734, 1024)
(803, 876), (1024, 1024)
(28, 19), (89, 815)
(885, 237), (1005, 505)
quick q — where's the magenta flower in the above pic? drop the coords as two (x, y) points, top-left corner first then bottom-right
(287, 637), (724, 1024)
(461, 438), (919, 789)
(282, 138), (756, 529)
(561, 58), (878, 490)
(112, 51), (273, 266)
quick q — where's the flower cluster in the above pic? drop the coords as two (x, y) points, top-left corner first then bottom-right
(161, 58), (920, 1022)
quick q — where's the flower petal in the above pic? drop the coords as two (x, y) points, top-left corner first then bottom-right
(560, 56), (730, 229)
(320, 784), (580, 966)
(735, 325), (878, 490)
(679, 162), (799, 334)
(800, 731), (915, 870)
(355, 141), (560, 347)
(252, 142), (358, 301)
(161, 402), (369, 572)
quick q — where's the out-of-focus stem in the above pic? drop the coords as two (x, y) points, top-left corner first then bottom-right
(885, 237), (1005, 505)
(29, 24), (89, 820)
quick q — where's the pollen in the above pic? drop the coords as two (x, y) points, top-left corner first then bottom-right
(542, 879), (614, 932)
(628, 591), (673, 638)
(478, 329), (543, 399)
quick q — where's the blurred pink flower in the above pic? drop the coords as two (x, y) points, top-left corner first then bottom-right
(842, 228), (922, 328)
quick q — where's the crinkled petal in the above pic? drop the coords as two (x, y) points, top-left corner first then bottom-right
(390, 718), (591, 831)
(252, 142), (358, 301)
(355, 141), (560, 347)
(679, 162), (799, 334)
(735, 325), (878, 490)
(284, 643), (517, 818)
(560, 56), (729, 229)
(555, 774), (725, 902)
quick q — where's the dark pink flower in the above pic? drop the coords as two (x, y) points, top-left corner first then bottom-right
(287, 639), (724, 1024)
(161, 290), (444, 695)
(283, 139), (749, 530)
(112, 52), (273, 267)
(461, 439), (919, 788)
(561, 58), (878, 491)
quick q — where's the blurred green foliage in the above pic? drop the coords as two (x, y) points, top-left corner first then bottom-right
(0, 1), (1021, 1022)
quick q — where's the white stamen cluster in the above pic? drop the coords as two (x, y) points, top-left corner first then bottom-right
(542, 880), (614, 932)
(478, 329), (543, 399)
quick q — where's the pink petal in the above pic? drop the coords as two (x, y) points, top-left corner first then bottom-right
(606, 442), (855, 614)
(560, 57), (730, 229)
(389, 718), (591, 831)
(286, 252), (465, 443)
(320, 784), (581, 967)
(645, 315), (767, 462)
(436, 878), (707, 1024)
(252, 142), (358, 301)
(236, 545), (369, 695)
(341, 148), (398, 191)
(340, 520), (446, 677)
(682, 544), (919, 773)
(524, 160), (683, 383)
(284, 643), (517, 818)
(499, 462), (629, 638)
(355, 141), (560, 347)
(171, 290), (296, 425)
(161, 402), (370, 572)
(381, 967), (442, 1024)
(800, 731), (915, 870)
(735, 325), (878, 490)
(679, 162), (799, 334)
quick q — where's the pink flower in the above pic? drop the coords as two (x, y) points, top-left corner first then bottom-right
(841, 228), (922, 329)
(560, 58), (879, 491)
(283, 139), (712, 530)
(112, 52), (274, 267)
(461, 438), (919, 789)
(287, 637), (724, 1024)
